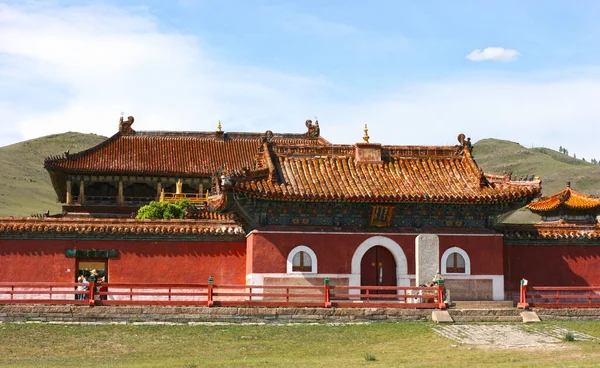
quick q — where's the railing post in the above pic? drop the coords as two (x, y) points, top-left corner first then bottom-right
(517, 279), (529, 309)
(88, 281), (96, 306)
(324, 277), (331, 308)
(437, 283), (446, 310)
(207, 276), (214, 307)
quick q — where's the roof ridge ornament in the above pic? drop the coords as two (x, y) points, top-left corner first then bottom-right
(305, 119), (320, 138)
(363, 124), (370, 143)
(457, 133), (472, 150)
(118, 115), (135, 135)
(217, 120), (222, 132)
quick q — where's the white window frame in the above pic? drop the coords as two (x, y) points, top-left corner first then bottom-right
(287, 245), (318, 274)
(441, 247), (471, 275)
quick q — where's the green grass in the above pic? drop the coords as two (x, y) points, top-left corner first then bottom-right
(1, 322), (600, 367)
(0, 132), (106, 217)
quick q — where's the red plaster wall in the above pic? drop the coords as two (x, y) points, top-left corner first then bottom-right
(246, 232), (503, 276)
(504, 245), (600, 293)
(0, 239), (246, 284)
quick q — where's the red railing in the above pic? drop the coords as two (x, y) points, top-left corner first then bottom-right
(0, 281), (446, 309)
(518, 280), (600, 308)
(0, 282), (92, 305)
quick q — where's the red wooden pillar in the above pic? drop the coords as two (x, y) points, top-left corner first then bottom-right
(517, 279), (529, 309)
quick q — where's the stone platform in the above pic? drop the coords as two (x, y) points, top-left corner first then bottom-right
(1, 305), (599, 324)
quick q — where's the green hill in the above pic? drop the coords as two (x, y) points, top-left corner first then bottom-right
(472, 138), (600, 224)
(472, 138), (600, 196)
(0, 132), (107, 217)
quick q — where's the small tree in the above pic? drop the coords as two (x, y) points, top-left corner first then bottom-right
(136, 200), (190, 219)
(559, 146), (563, 153)
(574, 153), (577, 159)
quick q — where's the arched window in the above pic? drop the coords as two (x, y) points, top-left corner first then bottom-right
(446, 252), (465, 273)
(287, 246), (317, 273)
(292, 252), (312, 272)
(441, 247), (471, 275)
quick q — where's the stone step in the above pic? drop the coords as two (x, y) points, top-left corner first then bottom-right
(448, 308), (521, 317)
(451, 315), (523, 323)
(451, 300), (515, 309)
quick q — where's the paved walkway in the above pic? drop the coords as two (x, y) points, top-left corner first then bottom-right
(433, 324), (597, 349)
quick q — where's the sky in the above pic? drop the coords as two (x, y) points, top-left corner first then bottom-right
(1, 1), (600, 160)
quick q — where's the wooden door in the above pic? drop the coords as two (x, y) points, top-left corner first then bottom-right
(360, 246), (396, 293)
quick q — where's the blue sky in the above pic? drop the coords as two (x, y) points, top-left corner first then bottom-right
(1, 1), (600, 160)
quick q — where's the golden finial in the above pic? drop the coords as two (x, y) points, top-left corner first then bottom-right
(217, 120), (222, 132)
(363, 124), (370, 143)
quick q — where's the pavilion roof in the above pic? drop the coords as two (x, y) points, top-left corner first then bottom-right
(231, 143), (541, 204)
(526, 186), (600, 212)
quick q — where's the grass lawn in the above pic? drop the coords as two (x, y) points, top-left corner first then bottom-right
(1, 322), (600, 367)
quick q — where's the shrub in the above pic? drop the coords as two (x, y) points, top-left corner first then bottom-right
(136, 200), (190, 220)
(364, 353), (377, 361)
(563, 332), (575, 342)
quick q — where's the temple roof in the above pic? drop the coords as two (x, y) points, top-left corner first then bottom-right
(526, 186), (600, 212)
(44, 130), (329, 177)
(0, 217), (245, 238)
(500, 221), (600, 241)
(230, 143), (541, 204)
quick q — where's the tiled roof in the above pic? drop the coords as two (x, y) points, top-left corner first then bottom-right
(0, 217), (245, 237)
(45, 131), (329, 176)
(526, 186), (600, 212)
(500, 222), (600, 240)
(232, 144), (541, 203)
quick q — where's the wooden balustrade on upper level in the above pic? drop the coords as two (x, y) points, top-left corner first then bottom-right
(159, 189), (209, 204)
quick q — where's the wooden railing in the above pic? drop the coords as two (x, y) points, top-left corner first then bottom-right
(517, 280), (600, 308)
(0, 282), (92, 305)
(160, 190), (209, 204)
(0, 281), (446, 309)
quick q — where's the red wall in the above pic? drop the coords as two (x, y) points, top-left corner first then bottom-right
(0, 239), (246, 284)
(504, 244), (600, 292)
(247, 232), (503, 275)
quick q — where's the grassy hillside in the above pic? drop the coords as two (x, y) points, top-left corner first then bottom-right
(0, 132), (107, 217)
(472, 139), (600, 196)
(472, 139), (600, 224)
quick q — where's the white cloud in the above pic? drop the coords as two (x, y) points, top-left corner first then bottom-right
(0, 4), (599, 162)
(466, 47), (520, 62)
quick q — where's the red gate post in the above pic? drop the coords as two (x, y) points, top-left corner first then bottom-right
(517, 279), (529, 309)
(88, 281), (96, 306)
(437, 280), (447, 310)
(207, 276), (214, 307)
(324, 277), (331, 308)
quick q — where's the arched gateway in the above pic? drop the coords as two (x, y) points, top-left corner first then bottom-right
(350, 236), (410, 290)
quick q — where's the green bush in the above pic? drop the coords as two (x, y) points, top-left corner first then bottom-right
(136, 200), (190, 220)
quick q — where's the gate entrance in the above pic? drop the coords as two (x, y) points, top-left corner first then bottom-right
(360, 246), (397, 293)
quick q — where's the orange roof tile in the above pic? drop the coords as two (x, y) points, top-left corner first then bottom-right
(231, 144), (541, 204)
(45, 131), (329, 176)
(500, 222), (600, 240)
(0, 217), (245, 237)
(526, 186), (600, 212)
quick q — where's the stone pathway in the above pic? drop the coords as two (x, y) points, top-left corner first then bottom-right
(433, 324), (598, 349)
